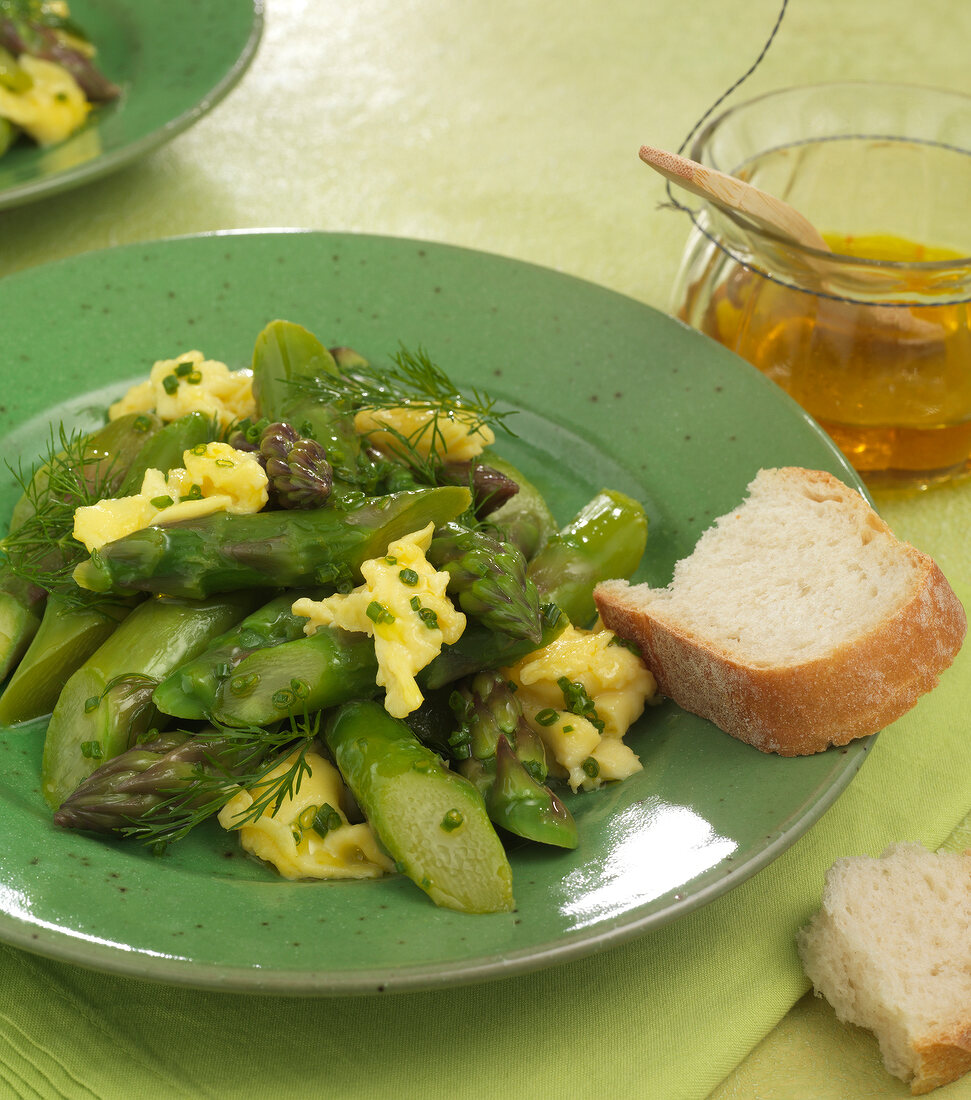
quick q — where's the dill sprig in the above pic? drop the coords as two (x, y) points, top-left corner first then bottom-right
(117, 713), (321, 849)
(1, 424), (121, 604)
(291, 346), (516, 480)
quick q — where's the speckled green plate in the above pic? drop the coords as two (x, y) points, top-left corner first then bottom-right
(0, 0), (262, 211)
(0, 230), (874, 995)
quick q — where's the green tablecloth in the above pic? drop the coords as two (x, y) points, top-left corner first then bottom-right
(1, 2), (969, 1097)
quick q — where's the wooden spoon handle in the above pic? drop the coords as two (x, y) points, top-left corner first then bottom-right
(639, 144), (831, 253)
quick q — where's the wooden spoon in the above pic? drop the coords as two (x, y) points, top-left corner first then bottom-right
(639, 144), (831, 252)
(639, 144), (937, 338)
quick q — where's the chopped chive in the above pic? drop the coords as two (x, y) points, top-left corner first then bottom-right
(398, 568), (419, 586)
(80, 740), (103, 759)
(312, 803), (342, 838)
(562, 724), (574, 733)
(366, 600), (395, 625)
(297, 805), (318, 831)
(558, 675), (605, 733)
(186, 370), (203, 385)
(133, 414), (153, 432)
(162, 374), (179, 395)
(190, 443), (208, 456)
(582, 756), (600, 778)
(150, 494), (175, 509)
(175, 361), (195, 377)
(418, 606), (439, 629)
(214, 458), (235, 468)
(180, 484), (204, 501)
(535, 708), (559, 726)
(384, 555), (398, 565)
(409, 595), (421, 611)
(607, 634), (641, 656)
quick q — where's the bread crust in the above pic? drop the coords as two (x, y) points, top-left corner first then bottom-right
(911, 1029), (971, 1094)
(594, 472), (967, 756)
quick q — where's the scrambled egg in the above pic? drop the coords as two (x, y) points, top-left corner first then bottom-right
(73, 442), (268, 552)
(108, 351), (256, 430)
(217, 750), (393, 880)
(292, 523), (466, 719)
(354, 405), (495, 463)
(504, 623), (657, 792)
(0, 56), (90, 146)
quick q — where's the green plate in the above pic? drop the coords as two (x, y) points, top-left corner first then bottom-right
(0, 230), (873, 995)
(0, 0), (262, 211)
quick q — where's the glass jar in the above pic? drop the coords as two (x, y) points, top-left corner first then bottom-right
(672, 82), (971, 488)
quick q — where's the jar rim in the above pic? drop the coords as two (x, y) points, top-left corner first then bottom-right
(685, 80), (971, 272)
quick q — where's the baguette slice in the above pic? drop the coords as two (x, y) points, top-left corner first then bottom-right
(593, 467), (965, 755)
(798, 843), (971, 1095)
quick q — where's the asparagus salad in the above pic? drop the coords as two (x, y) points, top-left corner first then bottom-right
(0, 0), (119, 155)
(0, 320), (657, 914)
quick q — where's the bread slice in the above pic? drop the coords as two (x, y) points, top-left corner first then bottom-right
(593, 467), (966, 755)
(798, 843), (971, 1094)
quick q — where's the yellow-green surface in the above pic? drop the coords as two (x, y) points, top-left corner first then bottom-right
(0, 2), (969, 1098)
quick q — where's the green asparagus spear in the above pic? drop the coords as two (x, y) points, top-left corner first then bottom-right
(0, 413), (163, 675)
(482, 454), (557, 561)
(251, 320), (372, 491)
(41, 591), (263, 809)
(4, 17), (120, 101)
(257, 422), (333, 508)
(117, 412), (215, 496)
(527, 489), (647, 627)
(153, 591), (322, 720)
(0, 573), (44, 681)
(212, 597), (561, 727)
(325, 700), (514, 913)
(0, 595), (134, 725)
(72, 486), (472, 598)
(211, 626), (379, 726)
(420, 601), (565, 690)
(426, 520), (542, 643)
(436, 461), (520, 517)
(451, 671), (577, 849)
(484, 736), (577, 849)
(53, 729), (263, 837)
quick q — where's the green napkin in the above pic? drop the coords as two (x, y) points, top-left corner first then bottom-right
(0, 491), (967, 1100)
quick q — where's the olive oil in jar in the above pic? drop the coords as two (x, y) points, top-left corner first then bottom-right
(685, 234), (971, 485)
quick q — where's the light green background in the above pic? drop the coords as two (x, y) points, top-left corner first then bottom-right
(1, 2), (969, 1098)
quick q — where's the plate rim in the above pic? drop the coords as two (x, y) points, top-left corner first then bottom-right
(0, 228), (875, 995)
(0, 0), (265, 212)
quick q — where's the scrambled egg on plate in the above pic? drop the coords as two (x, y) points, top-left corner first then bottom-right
(108, 351), (256, 430)
(292, 523), (465, 719)
(354, 405), (494, 463)
(73, 442), (268, 552)
(218, 749), (393, 880)
(505, 624), (658, 792)
(0, 56), (90, 146)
